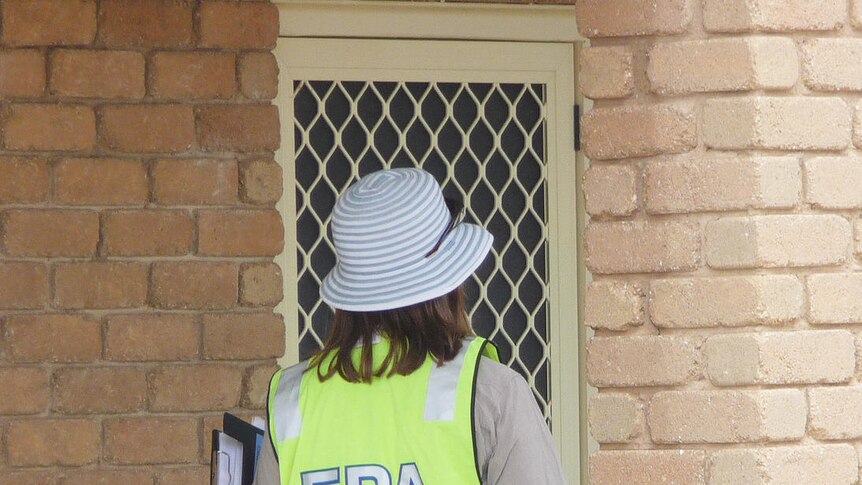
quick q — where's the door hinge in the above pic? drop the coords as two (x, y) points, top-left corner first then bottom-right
(574, 104), (581, 151)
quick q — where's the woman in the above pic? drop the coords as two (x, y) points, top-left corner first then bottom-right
(253, 168), (566, 485)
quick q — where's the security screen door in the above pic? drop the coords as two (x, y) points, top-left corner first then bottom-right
(274, 37), (577, 451)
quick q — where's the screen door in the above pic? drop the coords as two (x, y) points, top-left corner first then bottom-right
(274, 37), (577, 448)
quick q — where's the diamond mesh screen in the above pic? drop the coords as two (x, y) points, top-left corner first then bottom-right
(292, 80), (550, 417)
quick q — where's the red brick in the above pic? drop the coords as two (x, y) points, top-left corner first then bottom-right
(199, 2), (279, 49)
(198, 209), (284, 256)
(150, 262), (238, 310)
(0, 367), (49, 414)
(54, 367), (147, 414)
(582, 104), (697, 160)
(152, 159), (239, 205)
(585, 221), (701, 274)
(99, 0), (194, 48)
(239, 52), (278, 100)
(154, 467), (209, 485)
(587, 336), (699, 387)
(151, 52), (236, 100)
(198, 105), (280, 152)
(240, 262), (284, 306)
(0, 49), (45, 97)
(1, 0), (97, 46)
(1, 209), (99, 257)
(202, 313), (285, 360)
(105, 313), (199, 361)
(104, 417), (199, 465)
(55, 262), (149, 309)
(7, 419), (100, 466)
(591, 450), (706, 485)
(649, 390), (806, 443)
(0, 471), (55, 485)
(580, 46), (634, 99)
(0, 157), (50, 204)
(4, 314), (101, 363)
(576, 0), (692, 38)
(50, 49), (145, 99)
(150, 364), (243, 411)
(4, 104), (96, 151)
(243, 364), (278, 408)
(239, 159), (283, 205)
(103, 210), (194, 256)
(0, 262), (49, 310)
(100, 105), (195, 153)
(54, 158), (148, 206)
(59, 470), (153, 485)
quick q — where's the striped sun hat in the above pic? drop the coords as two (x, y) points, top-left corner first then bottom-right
(320, 168), (494, 312)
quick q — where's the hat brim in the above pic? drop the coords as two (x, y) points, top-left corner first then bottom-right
(320, 223), (493, 312)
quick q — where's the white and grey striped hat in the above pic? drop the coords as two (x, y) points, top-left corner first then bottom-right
(320, 168), (493, 312)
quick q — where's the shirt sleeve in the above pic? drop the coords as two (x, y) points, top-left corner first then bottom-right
(251, 427), (280, 485)
(482, 366), (568, 485)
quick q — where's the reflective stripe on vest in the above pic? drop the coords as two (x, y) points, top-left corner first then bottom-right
(424, 339), (472, 421)
(272, 359), (307, 442)
(267, 336), (499, 485)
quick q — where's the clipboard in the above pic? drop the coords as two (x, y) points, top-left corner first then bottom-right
(211, 429), (244, 485)
(223, 413), (265, 485)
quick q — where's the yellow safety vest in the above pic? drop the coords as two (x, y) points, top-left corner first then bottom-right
(267, 336), (499, 485)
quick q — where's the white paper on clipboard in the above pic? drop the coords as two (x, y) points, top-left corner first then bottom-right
(213, 431), (244, 485)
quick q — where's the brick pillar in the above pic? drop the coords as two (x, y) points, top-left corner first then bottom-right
(0, 0), (284, 482)
(579, 0), (862, 483)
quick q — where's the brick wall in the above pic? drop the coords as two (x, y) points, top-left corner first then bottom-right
(579, 0), (862, 483)
(0, 1), (284, 483)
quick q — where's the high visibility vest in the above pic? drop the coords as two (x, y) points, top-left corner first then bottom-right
(267, 336), (499, 485)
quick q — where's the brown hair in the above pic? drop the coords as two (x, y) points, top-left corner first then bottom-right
(310, 286), (474, 383)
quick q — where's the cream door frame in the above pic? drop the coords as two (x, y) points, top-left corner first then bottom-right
(273, 2), (586, 483)
(276, 0), (580, 42)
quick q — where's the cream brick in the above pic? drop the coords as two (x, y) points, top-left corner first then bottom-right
(648, 390), (806, 444)
(704, 0), (845, 32)
(854, 0), (862, 29)
(575, 0), (691, 38)
(585, 280), (644, 331)
(709, 445), (858, 485)
(704, 331), (855, 386)
(855, 102), (862, 148)
(809, 387), (862, 440)
(588, 393), (644, 443)
(583, 164), (639, 217)
(587, 336), (699, 388)
(582, 104), (697, 161)
(805, 157), (862, 208)
(705, 215), (850, 269)
(579, 46), (633, 99)
(703, 97), (850, 150)
(591, 450), (706, 485)
(648, 38), (797, 95)
(645, 156), (800, 214)
(802, 39), (862, 91)
(808, 273), (862, 324)
(857, 334), (862, 378)
(856, 220), (862, 258)
(650, 275), (802, 329)
(585, 221), (700, 274)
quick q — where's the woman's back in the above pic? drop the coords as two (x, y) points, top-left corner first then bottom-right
(253, 354), (567, 485)
(255, 168), (567, 484)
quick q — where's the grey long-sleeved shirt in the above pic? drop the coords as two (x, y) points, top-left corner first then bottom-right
(252, 357), (568, 485)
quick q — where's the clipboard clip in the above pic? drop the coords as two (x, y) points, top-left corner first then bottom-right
(212, 449), (233, 485)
